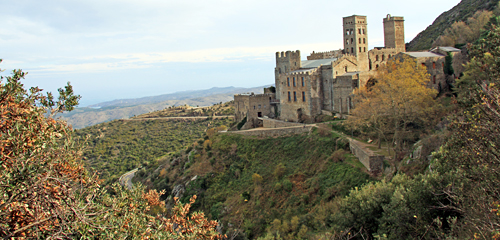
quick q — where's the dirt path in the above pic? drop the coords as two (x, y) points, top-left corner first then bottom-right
(124, 115), (234, 121)
(119, 168), (138, 190)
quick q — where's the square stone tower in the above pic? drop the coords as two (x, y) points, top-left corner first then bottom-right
(343, 15), (369, 72)
(383, 14), (405, 52)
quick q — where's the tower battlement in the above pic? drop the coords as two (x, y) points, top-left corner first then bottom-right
(276, 50), (301, 60)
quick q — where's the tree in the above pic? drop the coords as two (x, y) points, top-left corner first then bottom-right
(347, 56), (439, 153)
(432, 22), (500, 238)
(0, 61), (223, 239)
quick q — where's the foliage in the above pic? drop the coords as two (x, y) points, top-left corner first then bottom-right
(407, 0), (499, 50)
(75, 115), (233, 185)
(347, 56), (440, 153)
(0, 64), (222, 239)
(433, 9), (494, 47)
(431, 22), (500, 238)
(142, 129), (372, 238)
(237, 116), (247, 130)
(330, 174), (456, 239)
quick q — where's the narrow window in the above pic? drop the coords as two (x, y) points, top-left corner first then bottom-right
(364, 47), (366, 52)
(376, 55), (379, 61)
(351, 47), (354, 53)
(433, 62), (436, 69)
(258, 104), (261, 109)
(351, 38), (353, 44)
(346, 39), (349, 44)
(345, 66), (348, 72)
(442, 62), (444, 68)
(359, 47), (362, 52)
(376, 64), (379, 69)
(359, 38), (361, 44)
(293, 77), (296, 87)
(302, 91), (306, 102)
(433, 75), (436, 84)
(382, 55), (385, 61)
(363, 38), (366, 44)
(362, 29), (365, 34)
(358, 28), (361, 34)
(301, 77), (304, 86)
(288, 92), (291, 101)
(287, 77), (290, 86)
(293, 91), (297, 102)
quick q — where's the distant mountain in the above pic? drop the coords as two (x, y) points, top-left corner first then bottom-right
(59, 85), (271, 129)
(89, 86), (267, 108)
(407, 0), (499, 51)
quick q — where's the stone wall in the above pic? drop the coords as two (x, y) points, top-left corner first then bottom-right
(224, 125), (312, 138)
(261, 118), (305, 128)
(368, 47), (398, 71)
(234, 93), (276, 126)
(333, 73), (359, 114)
(307, 50), (343, 60)
(383, 15), (405, 53)
(348, 139), (384, 172)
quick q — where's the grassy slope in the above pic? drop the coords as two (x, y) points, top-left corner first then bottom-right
(75, 104), (234, 185)
(135, 128), (372, 238)
(407, 0), (499, 51)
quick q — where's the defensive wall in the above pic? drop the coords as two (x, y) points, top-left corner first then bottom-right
(223, 125), (313, 138)
(260, 118), (305, 128)
(348, 139), (384, 172)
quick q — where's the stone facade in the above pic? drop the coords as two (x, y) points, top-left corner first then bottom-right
(383, 14), (405, 53)
(234, 92), (276, 127)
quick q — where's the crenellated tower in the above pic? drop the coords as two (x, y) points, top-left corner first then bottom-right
(275, 50), (301, 101)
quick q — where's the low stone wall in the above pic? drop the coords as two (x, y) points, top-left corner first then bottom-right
(224, 126), (312, 138)
(259, 118), (305, 128)
(348, 139), (384, 172)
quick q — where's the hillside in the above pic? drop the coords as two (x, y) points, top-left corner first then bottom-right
(407, 0), (499, 50)
(133, 126), (372, 239)
(75, 103), (234, 185)
(60, 85), (268, 129)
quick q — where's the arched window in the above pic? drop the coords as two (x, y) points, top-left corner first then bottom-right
(363, 38), (366, 44)
(351, 38), (354, 44)
(345, 66), (348, 72)
(364, 47), (366, 52)
(358, 28), (361, 34)
(376, 55), (379, 61)
(359, 38), (361, 44)
(359, 47), (362, 52)
(351, 47), (354, 53)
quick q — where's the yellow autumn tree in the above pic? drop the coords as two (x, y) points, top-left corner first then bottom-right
(347, 56), (440, 153)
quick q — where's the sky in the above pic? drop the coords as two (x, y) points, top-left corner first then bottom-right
(0, 0), (461, 107)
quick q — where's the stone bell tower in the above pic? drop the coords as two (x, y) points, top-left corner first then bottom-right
(343, 15), (369, 72)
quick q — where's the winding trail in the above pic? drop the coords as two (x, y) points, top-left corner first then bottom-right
(119, 168), (138, 190)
